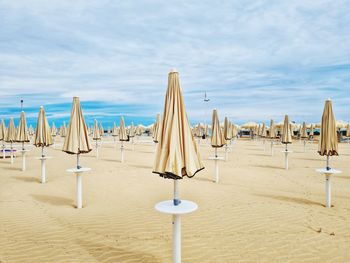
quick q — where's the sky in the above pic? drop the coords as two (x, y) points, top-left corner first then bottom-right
(0, 0), (350, 127)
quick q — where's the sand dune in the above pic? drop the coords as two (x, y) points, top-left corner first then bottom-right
(1, 137), (350, 262)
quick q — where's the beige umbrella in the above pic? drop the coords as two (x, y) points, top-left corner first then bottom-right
(51, 122), (57, 137)
(129, 122), (135, 138)
(153, 114), (161, 143)
(34, 106), (53, 181)
(112, 122), (118, 137)
(153, 69), (204, 180)
(269, 119), (276, 156)
(60, 122), (67, 137)
(281, 115), (292, 170)
(0, 119), (7, 159)
(261, 123), (267, 138)
(99, 122), (104, 137)
(316, 99), (340, 208)
(211, 109), (225, 150)
(62, 97), (92, 167)
(309, 124), (314, 138)
(346, 124), (350, 137)
(153, 70), (204, 263)
(281, 115), (292, 145)
(92, 119), (101, 158)
(318, 99), (338, 159)
(34, 106), (53, 148)
(300, 122), (308, 138)
(119, 117), (128, 162)
(223, 117), (232, 141)
(16, 111), (30, 149)
(5, 117), (16, 164)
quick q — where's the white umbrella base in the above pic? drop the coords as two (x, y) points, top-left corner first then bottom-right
(66, 167), (91, 209)
(316, 168), (342, 208)
(155, 200), (198, 263)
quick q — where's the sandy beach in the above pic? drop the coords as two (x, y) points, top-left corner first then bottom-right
(1, 136), (350, 262)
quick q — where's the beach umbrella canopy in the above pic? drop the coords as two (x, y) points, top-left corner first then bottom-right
(300, 122), (308, 138)
(5, 118), (16, 143)
(153, 70), (204, 179)
(112, 122), (118, 137)
(136, 124), (143, 136)
(99, 122), (104, 136)
(211, 109), (225, 147)
(34, 106), (53, 147)
(62, 97), (92, 154)
(0, 119), (6, 141)
(129, 122), (135, 137)
(153, 114), (161, 143)
(60, 122), (67, 137)
(346, 124), (350, 137)
(309, 124), (314, 136)
(241, 122), (258, 129)
(269, 119), (276, 139)
(16, 111), (30, 143)
(281, 115), (292, 144)
(51, 122), (57, 136)
(92, 119), (101, 140)
(223, 117), (232, 140)
(318, 99), (338, 156)
(261, 123), (267, 137)
(119, 117), (128, 141)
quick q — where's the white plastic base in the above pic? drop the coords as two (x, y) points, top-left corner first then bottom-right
(18, 149), (30, 171)
(316, 168), (342, 208)
(155, 200), (198, 263)
(66, 167), (91, 209)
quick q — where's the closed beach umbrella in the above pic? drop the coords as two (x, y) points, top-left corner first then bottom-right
(51, 122), (57, 137)
(261, 123), (267, 138)
(0, 119), (6, 159)
(99, 122), (104, 137)
(300, 122), (308, 138)
(60, 122), (67, 137)
(309, 124), (314, 137)
(211, 109), (225, 149)
(5, 118), (16, 163)
(269, 119), (276, 139)
(129, 122), (135, 137)
(119, 117), (128, 141)
(112, 122), (118, 136)
(346, 124), (350, 137)
(316, 99), (340, 208)
(318, 99), (338, 159)
(92, 119), (101, 158)
(34, 106), (53, 148)
(282, 115), (292, 144)
(153, 70), (204, 263)
(93, 119), (101, 140)
(153, 114), (161, 143)
(153, 69), (204, 179)
(16, 111), (30, 146)
(62, 97), (92, 158)
(223, 117), (231, 140)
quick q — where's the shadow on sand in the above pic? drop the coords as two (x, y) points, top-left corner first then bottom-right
(78, 240), (161, 263)
(254, 193), (324, 207)
(31, 194), (74, 207)
(13, 176), (39, 183)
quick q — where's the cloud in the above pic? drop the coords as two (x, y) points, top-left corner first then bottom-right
(0, 0), (349, 126)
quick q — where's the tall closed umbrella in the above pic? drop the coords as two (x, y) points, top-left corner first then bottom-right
(154, 70), (204, 263)
(346, 124), (350, 138)
(34, 106), (53, 182)
(309, 124), (315, 139)
(119, 117), (128, 162)
(63, 97), (92, 209)
(0, 119), (6, 159)
(281, 115), (292, 169)
(60, 122), (67, 138)
(129, 122), (135, 150)
(153, 114), (161, 143)
(51, 122), (57, 137)
(16, 111), (30, 170)
(300, 122), (308, 152)
(316, 99), (341, 208)
(223, 117), (232, 161)
(92, 119), (101, 158)
(5, 118), (16, 164)
(112, 122), (118, 146)
(99, 122), (104, 137)
(269, 119), (276, 156)
(210, 109), (225, 183)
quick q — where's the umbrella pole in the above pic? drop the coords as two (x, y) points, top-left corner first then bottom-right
(41, 147), (46, 183)
(304, 140), (306, 152)
(10, 142), (13, 164)
(173, 179), (181, 263)
(225, 144), (228, 161)
(325, 174), (331, 208)
(21, 142), (26, 171)
(285, 144), (289, 170)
